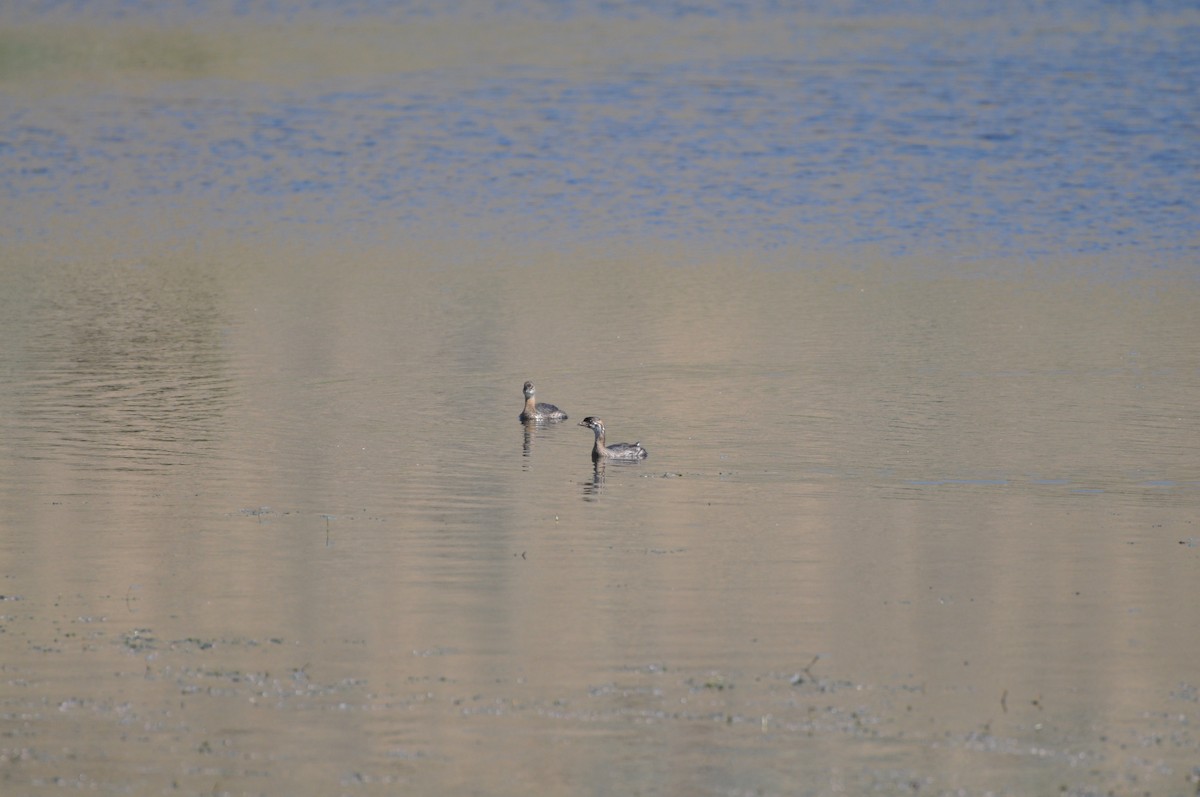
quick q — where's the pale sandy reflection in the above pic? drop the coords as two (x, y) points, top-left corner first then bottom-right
(5, 260), (231, 474)
(2, 240), (1198, 795)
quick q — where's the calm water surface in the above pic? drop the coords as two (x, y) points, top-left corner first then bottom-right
(2, 2), (1199, 796)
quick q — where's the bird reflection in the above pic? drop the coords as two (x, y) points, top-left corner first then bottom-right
(521, 419), (537, 457)
(520, 417), (561, 463)
(581, 455), (648, 499)
(582, 459), (607, 501)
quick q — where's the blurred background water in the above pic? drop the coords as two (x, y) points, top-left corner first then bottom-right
(1, 2), (1199, 796)
(2, 0), (1197, 265)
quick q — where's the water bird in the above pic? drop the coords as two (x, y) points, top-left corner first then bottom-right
(578, 416), (648, 460)
(519, 381), (568, 422)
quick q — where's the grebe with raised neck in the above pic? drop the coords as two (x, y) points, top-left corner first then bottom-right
(578, 416), (647, 460)
(519, 381), (568, 422)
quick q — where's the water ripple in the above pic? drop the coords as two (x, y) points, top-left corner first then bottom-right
(1, 4), (1196, 265)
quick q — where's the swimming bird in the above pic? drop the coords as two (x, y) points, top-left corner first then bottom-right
(578, 416), (648, 460)
(519, 380), (568, 422)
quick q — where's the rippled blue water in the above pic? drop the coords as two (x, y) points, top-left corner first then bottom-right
(3, 0), (1198, 267)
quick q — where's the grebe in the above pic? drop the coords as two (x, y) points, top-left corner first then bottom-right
(519, 381), (568, 422)
(578, 416), (648, 460)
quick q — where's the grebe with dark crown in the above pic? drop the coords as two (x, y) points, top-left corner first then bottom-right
(519, 381), (568, 422)
(578, 416), (648, 460)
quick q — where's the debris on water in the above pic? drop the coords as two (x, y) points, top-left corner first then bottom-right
(687, 674), (732, 691)
(121, 629), (157, 651)
(238, 506), (273, 519)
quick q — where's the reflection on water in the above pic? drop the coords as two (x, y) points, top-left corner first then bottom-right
(3, 261), (231, 474)
(520, 416), (572, 461)
(5, 246), (1196, 795)
(580, 457), (648, 502)
(1, 1), (1199, 795)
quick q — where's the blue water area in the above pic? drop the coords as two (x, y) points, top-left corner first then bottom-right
(2, 1), (1198, 267)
